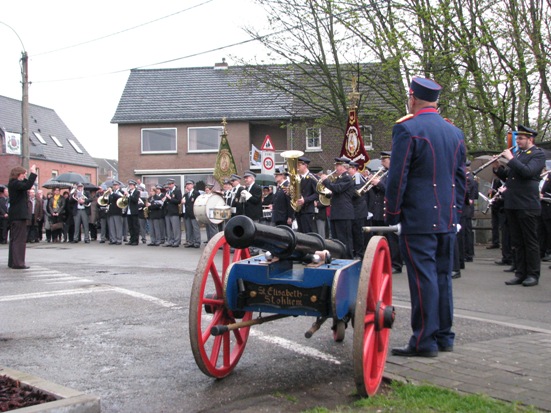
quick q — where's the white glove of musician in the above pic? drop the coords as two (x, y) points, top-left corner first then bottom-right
(241, 190), (252, 201)
(456, 223), (462, 233)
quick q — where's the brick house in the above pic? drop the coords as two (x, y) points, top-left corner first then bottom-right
(0, 95), (98, 187)
(111, 62), (398, 190)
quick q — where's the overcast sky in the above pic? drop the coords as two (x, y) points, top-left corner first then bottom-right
(0, 0), (270, 160)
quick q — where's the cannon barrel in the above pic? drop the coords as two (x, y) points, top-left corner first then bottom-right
(224, 215), (347, 260)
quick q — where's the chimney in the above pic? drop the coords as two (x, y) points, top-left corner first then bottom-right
(214, 58), (228, 70)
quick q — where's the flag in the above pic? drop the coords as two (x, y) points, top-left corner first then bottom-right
(339, 108), (370, 170)
(5, 132), (22, 155)
(213, 128), (238, 185)
(251, 144), (262, 166)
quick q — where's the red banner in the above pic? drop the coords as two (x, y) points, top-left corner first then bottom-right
(339, 108), (370, 170)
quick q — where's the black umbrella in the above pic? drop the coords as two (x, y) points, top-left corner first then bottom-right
(100, 179), (119, 189)
(53, 172), (89, 184)
(42, 178), (73, 189)
(255, 173), (276, 186)
(82, 182), (100, 191)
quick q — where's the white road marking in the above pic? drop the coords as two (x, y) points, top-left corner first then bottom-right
(250, 330), (341, 365)
(109, 286), (183, 310)
(0, 286), (113, 302)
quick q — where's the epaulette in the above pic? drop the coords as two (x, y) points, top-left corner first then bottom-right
(396, 114), (414, 124)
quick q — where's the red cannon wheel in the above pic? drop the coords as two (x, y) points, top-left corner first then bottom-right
(189, 232), (252, 378)
(353, 235), (394, 397)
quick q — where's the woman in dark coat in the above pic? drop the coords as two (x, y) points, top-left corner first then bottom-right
(7, 164), (37, 269)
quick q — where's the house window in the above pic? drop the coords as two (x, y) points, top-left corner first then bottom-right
(51, 170), (58, 178)
(50, 135), (63, 147)
(188, 127), (222, 153)
(362, 125), (373, 150)
(33, 132), (46, 144)
(306, 127), (321, 151)
(68, 139), (83, 154)
(142, 128), (177, 154)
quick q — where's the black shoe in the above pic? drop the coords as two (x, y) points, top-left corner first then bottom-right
(163, 244), (173, 247)
(72, 240), (79, 243)
(172, 245), (180, 248)
(542, 255), (551, 262)
(108, 241), (116, 245)
(505, 276), (524, 285)
(465, 257), (473, 262)
(85, 240), (90, 244)
(486, 244), (500, 249)
(438, 345), (454, 352)
(99, 240), (105, 244)
(451, 271), (461, 279)
(391, 345), (437, 358)
(495, 260), (512, 265)
(522, 276), (538, 287)
(116, 242), (122, 245)
(12, 265), (30, 270)
(193, 244), (201, 248)
(503, 266), (516, 273)
(147, 243), (156, 246)
(392, 268), (402, 274)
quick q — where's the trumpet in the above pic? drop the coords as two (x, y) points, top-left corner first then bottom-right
(97, 188), (112, 207)
(472, 146), (517, 176)
(316, 170), (337, 206)
(355, 168), (388, 197)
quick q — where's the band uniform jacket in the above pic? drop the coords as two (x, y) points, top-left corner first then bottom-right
(126, 188), (141, 215)
(323, 172), (354, 220)
(462, 172), (478, 219)
(385, 108), (466, 234)
(351, 172), (369, 220)
(7, 173), (37, 222)
(495, 146), (546, 210)
(541, 175), (551, 220)
(298, 172), (319, 214)
(242, 183), (263, 221)
(183, 189), (201, 219)
(108, 190), (123, 216)
(230, 186), (244, 216)
(271, 180), (295, 224)
(69, 190), (92, 216)
(163, 187), (183, 216)
(368, 175), (386, 222)
(148, 193), (165, 220)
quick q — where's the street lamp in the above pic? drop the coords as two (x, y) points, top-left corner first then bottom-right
(0, 21), (29, 169)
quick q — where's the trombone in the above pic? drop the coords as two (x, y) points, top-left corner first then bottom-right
(355, 168), (388, 197)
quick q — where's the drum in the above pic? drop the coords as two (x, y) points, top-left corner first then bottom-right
(194, 193), (227, 225)
(213, 206), (232, 220)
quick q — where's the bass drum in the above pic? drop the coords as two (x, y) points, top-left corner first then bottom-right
(194, 193), (227, 225)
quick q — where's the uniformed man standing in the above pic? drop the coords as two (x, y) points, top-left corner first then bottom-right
(271, 167), (294, 227)
(163, 178), (183, 247)
(385, 77), (466, 357)
(295, 156), (318, 233)
(495, 125), (546, 287)
(348, 161), (368, 259)
(322, 157), (355, 259)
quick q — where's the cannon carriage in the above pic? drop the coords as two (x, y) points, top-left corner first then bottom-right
(189, 215), (395, 397)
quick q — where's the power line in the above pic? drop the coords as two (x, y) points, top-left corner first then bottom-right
(33, 0), (214, 57)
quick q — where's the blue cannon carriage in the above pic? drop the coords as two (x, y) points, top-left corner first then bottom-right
(189, 216), (394, 397)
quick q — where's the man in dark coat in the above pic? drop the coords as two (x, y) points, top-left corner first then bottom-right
(295, 156), (318, 233)
(183, 179), (202, 248)
(323, 157), (355, 258)
(124, 180), (141, 245)
(348, 161), (368, 259)
(70, 183), (92, 244)
(495, 125), (546, 287)
(0, 186), (9, 244)
(240, 171), (263, 222)
(385, 77), (466, 357)
(271, 167), (294, 227)
(163, 178), (183, 247)
(8, 164), (37, 269)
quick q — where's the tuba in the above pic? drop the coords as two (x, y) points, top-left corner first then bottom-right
(316, 170), (337, 206)
(97, 188), (112, 207)
(280, 150), (304, 212)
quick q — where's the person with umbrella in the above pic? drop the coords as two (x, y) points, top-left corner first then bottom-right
(7, 164), (37, 269)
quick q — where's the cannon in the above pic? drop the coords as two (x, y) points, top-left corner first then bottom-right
(188, 216), (395, 397)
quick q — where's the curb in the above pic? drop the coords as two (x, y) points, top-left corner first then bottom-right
(0, 366), (100, 413)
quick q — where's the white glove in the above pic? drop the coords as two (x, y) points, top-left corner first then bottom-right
(456, 223), (462, 233)
(242, 190), (252, 201)
(395, 223), (402, 236)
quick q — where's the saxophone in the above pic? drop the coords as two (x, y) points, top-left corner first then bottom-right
(280, 150), (304, 212)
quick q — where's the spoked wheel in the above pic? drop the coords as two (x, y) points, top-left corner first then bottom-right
(189, 232), (252, 378)
(353, 236), (395, 397)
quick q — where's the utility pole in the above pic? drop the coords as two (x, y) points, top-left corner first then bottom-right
(21, 51), (29, 169)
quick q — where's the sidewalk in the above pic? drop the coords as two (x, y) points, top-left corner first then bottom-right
(385, 244), (551, 411)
